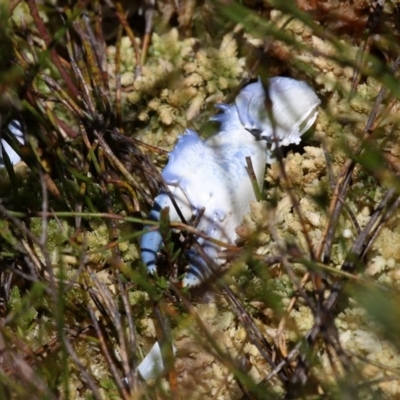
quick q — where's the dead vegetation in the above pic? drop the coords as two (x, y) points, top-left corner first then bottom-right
(1, 0), (400, 399)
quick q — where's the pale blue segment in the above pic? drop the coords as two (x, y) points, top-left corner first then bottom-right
(140, 193), (172, 273)
(0, 120), (24, 167)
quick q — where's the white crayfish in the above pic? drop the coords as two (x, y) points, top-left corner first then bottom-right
(141, 77), (320, 286)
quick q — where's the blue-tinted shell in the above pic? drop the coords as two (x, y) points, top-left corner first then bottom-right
(141, 76), (320, 286)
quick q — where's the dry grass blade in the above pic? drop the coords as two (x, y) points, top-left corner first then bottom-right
(350, 0), (384, 96)
(25, 0), (81, 99)
(114, 1), (142, 78)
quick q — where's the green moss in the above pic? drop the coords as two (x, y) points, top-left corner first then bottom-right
(9, 286), (38, 333)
